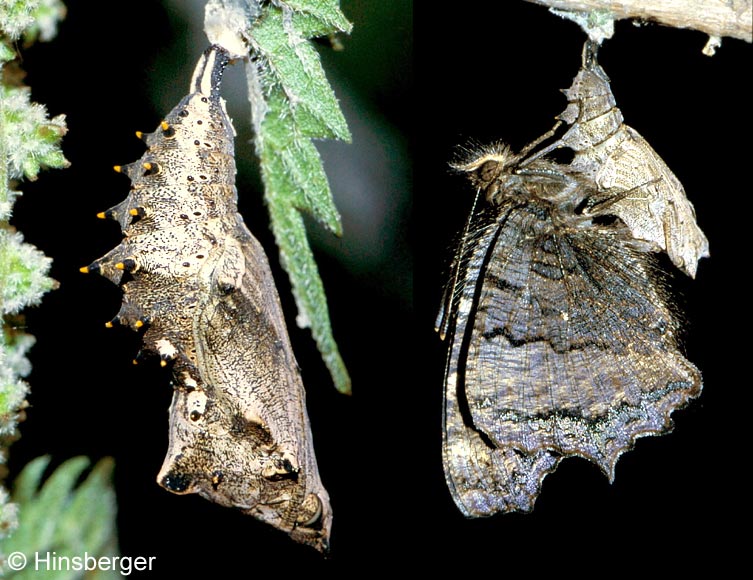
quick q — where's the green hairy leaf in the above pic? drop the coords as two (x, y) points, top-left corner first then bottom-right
(208, 0), (353, 393)
(1, 457), (120, 579)
(1, 0), (69, 555)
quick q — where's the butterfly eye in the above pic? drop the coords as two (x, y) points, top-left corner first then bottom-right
(477, 159), (500, 184)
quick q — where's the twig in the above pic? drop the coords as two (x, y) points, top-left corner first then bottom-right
(524, 0), (752, 43)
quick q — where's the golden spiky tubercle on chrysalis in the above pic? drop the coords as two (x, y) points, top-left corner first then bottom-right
(138, 121), (175, 149)
(115, 258), (138, 272)
(96, 208), (119, 221)
(94, 198), (147, 233)
(112, 161), (157, 182)
(135, 126), (173, 144)
(79, 257), (124, 286)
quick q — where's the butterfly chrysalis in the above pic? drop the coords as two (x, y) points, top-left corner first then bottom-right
(82, 45), (331, 552)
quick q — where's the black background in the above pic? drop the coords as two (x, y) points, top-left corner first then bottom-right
(7, 0), (749, 574)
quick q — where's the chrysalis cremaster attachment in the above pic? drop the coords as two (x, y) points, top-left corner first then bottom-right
(438, 142), (702, 517)
(82, 45), (331, 552)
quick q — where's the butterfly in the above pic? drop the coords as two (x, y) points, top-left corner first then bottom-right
(437, 141), (701, 516)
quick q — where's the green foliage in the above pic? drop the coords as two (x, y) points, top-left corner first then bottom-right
(0, 324), (32, 438)
(206, 0), (352, 392)
(0, 1), (67, 464)
(0, 0), (38, 42)
(0, 457), (120, 579)
(0, 0), (66, 45)
(0, 231), (55, 314)
(0, 86), (68, 220)
(0, 368), (27, 439)
(1, 0), (68, 556)
(246, 0), (353, 393)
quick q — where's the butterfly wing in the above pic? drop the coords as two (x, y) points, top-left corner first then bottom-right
(442, 204), (560, 516)
(442, 187), (701, 516)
